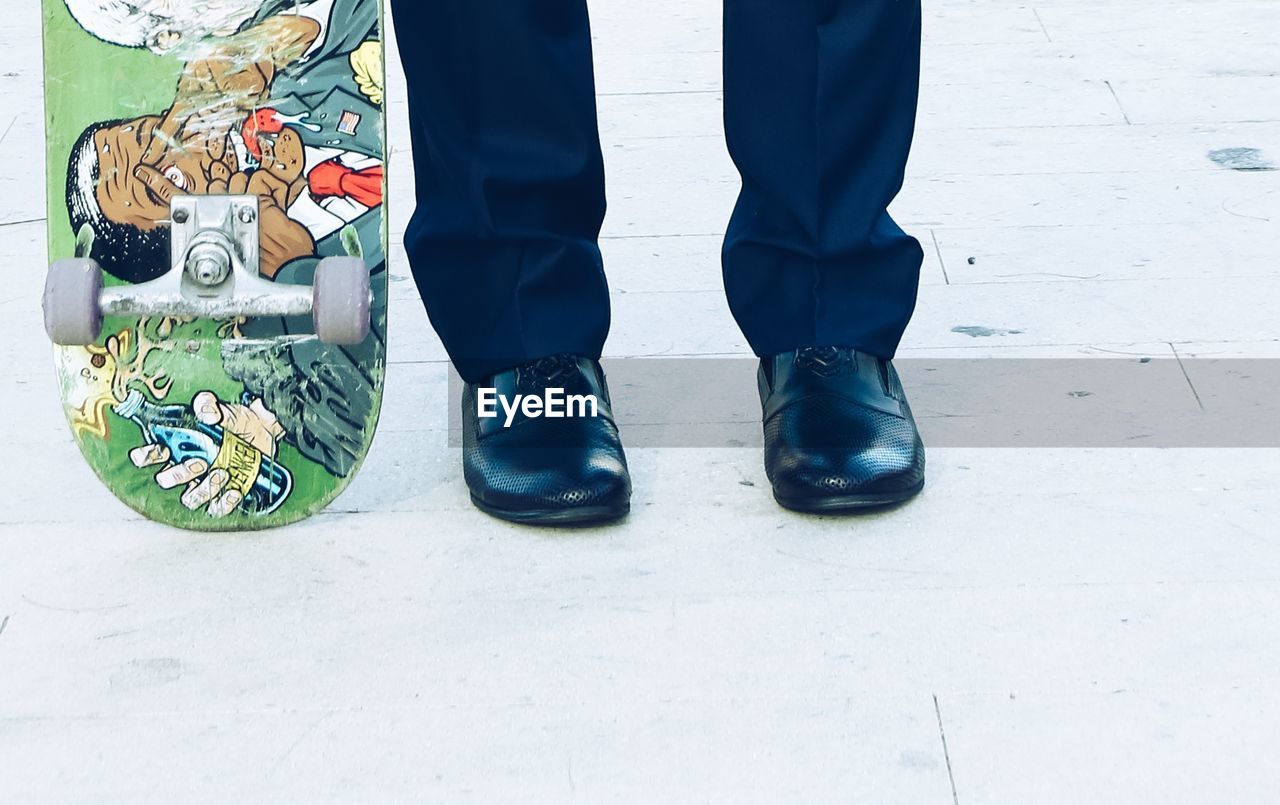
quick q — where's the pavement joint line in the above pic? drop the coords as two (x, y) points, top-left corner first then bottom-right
(934, 694), (961, 805)
(1103, 79), (1133, 125)
(1170, 343), (1207, 412)
(931, 229), (952, 285)
(0, 114), (16, 147)
(0, 217), (47, 228)
(20, 595), (129, 614)
(1032, 7), (1053, 43)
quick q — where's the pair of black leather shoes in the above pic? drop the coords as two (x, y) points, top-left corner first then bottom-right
(460, 347), (924, 525)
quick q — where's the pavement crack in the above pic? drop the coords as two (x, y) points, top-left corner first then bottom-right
(1220, 200), (1270, 223)
(0, 614), (9, 638)
(270, 712), (332, 774)
(934, 694), (960, 805)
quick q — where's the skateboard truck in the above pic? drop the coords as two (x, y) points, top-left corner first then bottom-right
(43, 195), (371, 347)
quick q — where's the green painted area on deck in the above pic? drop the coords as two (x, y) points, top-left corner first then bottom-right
(43, 3), (182, 261)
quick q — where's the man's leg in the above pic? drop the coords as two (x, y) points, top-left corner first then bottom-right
(723, 0), (928, 512)
(390, 0), (630, 526)
(389, 0), (611, 383)
(723, 0), (924, 356)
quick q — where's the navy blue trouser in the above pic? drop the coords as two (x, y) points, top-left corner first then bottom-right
(390, 1), (923, 383)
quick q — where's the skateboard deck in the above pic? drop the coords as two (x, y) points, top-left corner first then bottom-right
(42, 0), (388, 530)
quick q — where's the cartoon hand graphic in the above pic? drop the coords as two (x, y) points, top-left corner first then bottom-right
(308, 159), (385, 208)
(129, 391), (286, 518)
(256, 200), (316, 279)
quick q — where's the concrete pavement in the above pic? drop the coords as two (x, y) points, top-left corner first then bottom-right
(2, 1), (1278, 801)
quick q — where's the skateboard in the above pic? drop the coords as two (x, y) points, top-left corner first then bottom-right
(41, 0), (388, 530)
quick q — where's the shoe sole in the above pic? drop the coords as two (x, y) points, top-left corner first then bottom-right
(470, 495), (631, 527)
(774, 478), (925, 514)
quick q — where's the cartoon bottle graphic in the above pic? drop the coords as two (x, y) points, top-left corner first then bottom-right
(114, 390), (292, 515)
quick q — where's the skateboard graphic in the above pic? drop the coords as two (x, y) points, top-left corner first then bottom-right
(41, 0), (388, 530)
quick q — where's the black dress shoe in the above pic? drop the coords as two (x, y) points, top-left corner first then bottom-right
(759, 347), (925, 512)
(461, 355), (631, 525)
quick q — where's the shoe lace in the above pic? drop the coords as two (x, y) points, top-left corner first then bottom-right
(519, 354), (580, 391)
(795, 346), (849, 376)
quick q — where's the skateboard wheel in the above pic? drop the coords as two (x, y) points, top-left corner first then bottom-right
(313, 257), (371, 345)
(44, 259), (103, 346)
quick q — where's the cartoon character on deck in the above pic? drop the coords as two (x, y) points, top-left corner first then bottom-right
(65, 0), (272, 54)
(66, 2), (386, 284)
(63, 0), (388, 502)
